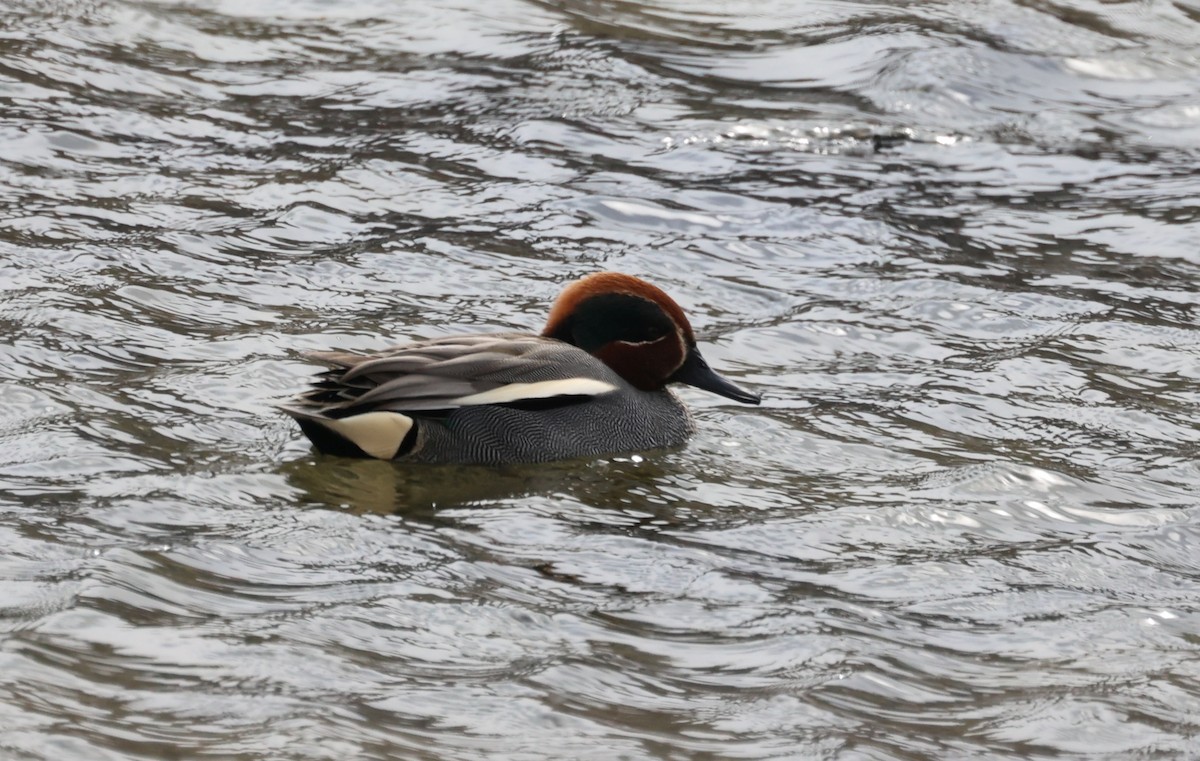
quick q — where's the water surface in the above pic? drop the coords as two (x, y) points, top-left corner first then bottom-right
(2, 0), (1199, 758)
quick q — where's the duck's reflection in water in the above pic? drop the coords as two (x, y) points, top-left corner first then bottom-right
(280, 452), (688, 520)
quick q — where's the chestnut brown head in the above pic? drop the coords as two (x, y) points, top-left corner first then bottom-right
(543, 273), (760, 404)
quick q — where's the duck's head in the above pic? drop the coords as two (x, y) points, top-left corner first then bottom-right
(542, 272), (761, 404)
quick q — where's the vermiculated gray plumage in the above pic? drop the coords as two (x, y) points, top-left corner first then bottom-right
(280, 334), (695, 464)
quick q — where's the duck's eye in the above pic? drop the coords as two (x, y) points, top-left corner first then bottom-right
(554, 293), (675, 352)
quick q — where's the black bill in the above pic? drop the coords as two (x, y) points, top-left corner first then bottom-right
(671, 347), (761, 404)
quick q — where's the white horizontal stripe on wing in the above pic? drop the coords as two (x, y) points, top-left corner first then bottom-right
(453, 378), (618, 406)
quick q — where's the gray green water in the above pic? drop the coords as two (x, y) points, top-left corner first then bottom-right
(2, 0), (1200, 758)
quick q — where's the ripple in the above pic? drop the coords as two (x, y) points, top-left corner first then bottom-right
(1, 0), (1200, 757)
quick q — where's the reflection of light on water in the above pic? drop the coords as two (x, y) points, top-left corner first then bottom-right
(1022, 498), (1073, 522)
(660, 123), (968, 154)
(600, 199), (723, 228)
(927, 510), (981, 528)
(1059, 505), (1175, 526)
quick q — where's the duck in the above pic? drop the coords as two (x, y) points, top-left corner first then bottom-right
(280, 272), (760, 464)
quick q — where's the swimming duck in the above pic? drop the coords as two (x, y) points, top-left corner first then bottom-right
(281, 272), (760, 464)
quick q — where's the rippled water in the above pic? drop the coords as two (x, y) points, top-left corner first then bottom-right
(2, 0), (1199, 757)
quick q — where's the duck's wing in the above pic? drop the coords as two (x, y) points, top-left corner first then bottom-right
(284, 333), (618, 418)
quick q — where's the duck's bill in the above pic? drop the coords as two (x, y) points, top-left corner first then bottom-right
(672, 348), (761, 405)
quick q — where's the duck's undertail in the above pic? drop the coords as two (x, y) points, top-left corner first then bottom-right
(278, 405), (416, 460)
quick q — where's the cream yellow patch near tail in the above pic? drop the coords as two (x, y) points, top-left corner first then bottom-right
(317, 411), (414, 460)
